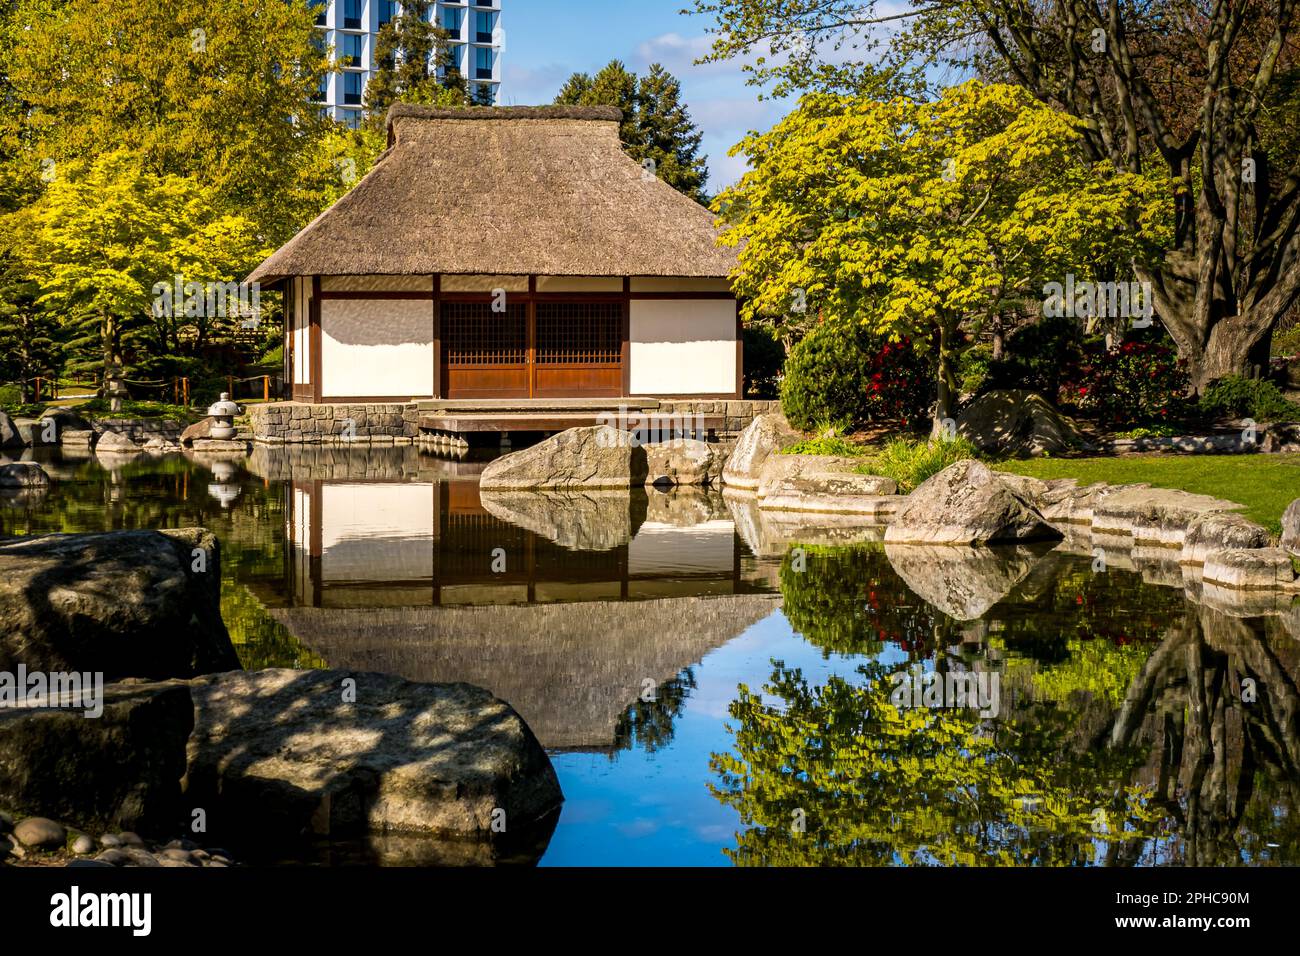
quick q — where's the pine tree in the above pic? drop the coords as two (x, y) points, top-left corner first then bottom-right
(555, 61), (709, 202)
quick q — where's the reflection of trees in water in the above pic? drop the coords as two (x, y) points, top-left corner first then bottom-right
(711, 661), (1162, 866)
(722, 543), (1300, 865)
(612, 668), (698, 755)
(1109, 608), (1300, 866)
(778, 546), (950, 660)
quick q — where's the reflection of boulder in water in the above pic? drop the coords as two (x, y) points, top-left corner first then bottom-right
(274, 594), (782, 751)
(884, 542), (1050, 620)
(645, 486), (729, 527)
(723, 490), (886, 559)
(246, 443), (425, 482)
(479, 489), (645, 551)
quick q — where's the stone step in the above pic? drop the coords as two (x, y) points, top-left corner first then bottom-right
(416, 398), (661, 414)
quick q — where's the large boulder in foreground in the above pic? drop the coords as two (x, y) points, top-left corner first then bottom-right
(957, 390), (1086, 457)
(0, 681), (193, 835)
(721, 412), (800, 490)
(884, 459), (1062, 546)
(0, 410), (24, 448)
(479, 425), (647, 490)
(183, 669), (563, 843)
(0, 528), (240, 680)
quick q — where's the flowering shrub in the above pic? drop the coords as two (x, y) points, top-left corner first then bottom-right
(780, 317), (933, 430)
(1065, 340), (1190, 426)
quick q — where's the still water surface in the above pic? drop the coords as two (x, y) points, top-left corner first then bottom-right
(3, 445), (1297, 866)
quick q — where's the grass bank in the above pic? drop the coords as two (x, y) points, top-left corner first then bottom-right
(995, 454), (1300, 534)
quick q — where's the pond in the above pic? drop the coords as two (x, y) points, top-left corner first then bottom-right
(3, 445), (1299, 866)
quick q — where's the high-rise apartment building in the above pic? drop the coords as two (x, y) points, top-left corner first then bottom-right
(312, 1), (503, 128)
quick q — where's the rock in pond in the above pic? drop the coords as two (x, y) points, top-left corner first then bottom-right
(479, 425), (647, 491)
(883, 460), (1062, 546)
(1181, 513), (1272, 566)
(643, 438), (723, 487)
(94, 429), (141, 454)
(957, 390), (1086, 457)
(183, 669), (563, 843)
(0, 527), (240, 679)
(180, 417), (214, 446)
(721, 412), (800, 491)
(0, 682), (193, 835)
(0, 461), (49, 488)
(1202, 548), (1299, 590)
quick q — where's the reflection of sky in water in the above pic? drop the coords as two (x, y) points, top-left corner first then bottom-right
(544, 609), (884, 866)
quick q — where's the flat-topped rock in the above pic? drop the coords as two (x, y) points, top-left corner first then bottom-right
(184, 669), (563, 841)
(884, 459), (1061, 546)
(1091, 486), (1243, 546)
(1202, 548), (1299, 590)
(756, 453), (897, 499)
(721, 413), (800, 490)
(1181, 513), (1273, 565)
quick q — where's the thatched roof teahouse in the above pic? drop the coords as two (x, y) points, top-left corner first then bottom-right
(250, 104), (742, 403)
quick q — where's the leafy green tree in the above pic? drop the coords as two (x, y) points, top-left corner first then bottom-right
(556, 60), (709, 202)
(1, 0), (331, 245)
(0, 215), (59, 401)
(715, 81), (1170, 431)
(25, 152), (266, 390)
(688, 0), (1300, 389)
(363, 0), (480, 130)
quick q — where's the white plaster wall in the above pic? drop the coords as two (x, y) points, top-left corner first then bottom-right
(293, 277), (310, 385)
(319, 483), (435, 581)
(629, 299), (737, 394)
(320, 298), (434, 398)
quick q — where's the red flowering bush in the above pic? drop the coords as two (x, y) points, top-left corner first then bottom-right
(781, 317), (934, 430)
(1065, 340), (1190, 426)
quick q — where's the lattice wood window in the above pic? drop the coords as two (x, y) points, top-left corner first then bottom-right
(536, 303), (621, 365)
(441, 302), (527, 365)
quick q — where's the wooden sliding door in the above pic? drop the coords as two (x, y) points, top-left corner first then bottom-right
(439, 298), (623, 399)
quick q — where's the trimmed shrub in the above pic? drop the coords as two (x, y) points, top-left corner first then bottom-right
(1199, 375), (1300, 422)
(780, 318), (932, 431)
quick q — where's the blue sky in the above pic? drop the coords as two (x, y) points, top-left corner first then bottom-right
(498, 0), (793, 191)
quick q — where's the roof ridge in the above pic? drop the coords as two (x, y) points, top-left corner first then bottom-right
(386, 103), (623, 127)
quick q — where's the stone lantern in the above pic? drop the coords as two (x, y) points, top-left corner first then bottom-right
(207, 393), (241, 440)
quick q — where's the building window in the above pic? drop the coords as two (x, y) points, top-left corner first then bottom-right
(343, 0), (362, 30)
(378, 1), (396, 26)
(341, 33), (362, 67)
(442, 7), (461, 36)
(312, 76), (327, 102)
(343, 71), (363, 105)
(343, 109), (363, 131)
(475, 11), (495, 43)
(310, 0), (327, 27)
(475, 46), (493, 79)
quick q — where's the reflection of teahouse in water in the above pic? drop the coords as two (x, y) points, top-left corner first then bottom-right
(270, 471), (782, 751)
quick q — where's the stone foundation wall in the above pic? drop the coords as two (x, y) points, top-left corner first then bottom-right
(248, 403), (419, 445)
(248, 399), (783, 445)
(654, 399), (782, 437)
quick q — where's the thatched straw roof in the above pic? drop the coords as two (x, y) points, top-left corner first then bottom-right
(273, 594), (781, 751)
(249, 104), (737, 283)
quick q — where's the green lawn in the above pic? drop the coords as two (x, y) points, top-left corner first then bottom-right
(995, 454), (1300, 534)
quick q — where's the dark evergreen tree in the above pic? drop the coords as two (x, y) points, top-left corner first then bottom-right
(364, 1), (467, 130)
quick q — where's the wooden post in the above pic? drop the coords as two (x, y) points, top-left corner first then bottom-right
(183, 378), (190, 407)
(263, 375), (270, 402)
(34, 377), (41, 403)
(227, 375), (234, 399)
